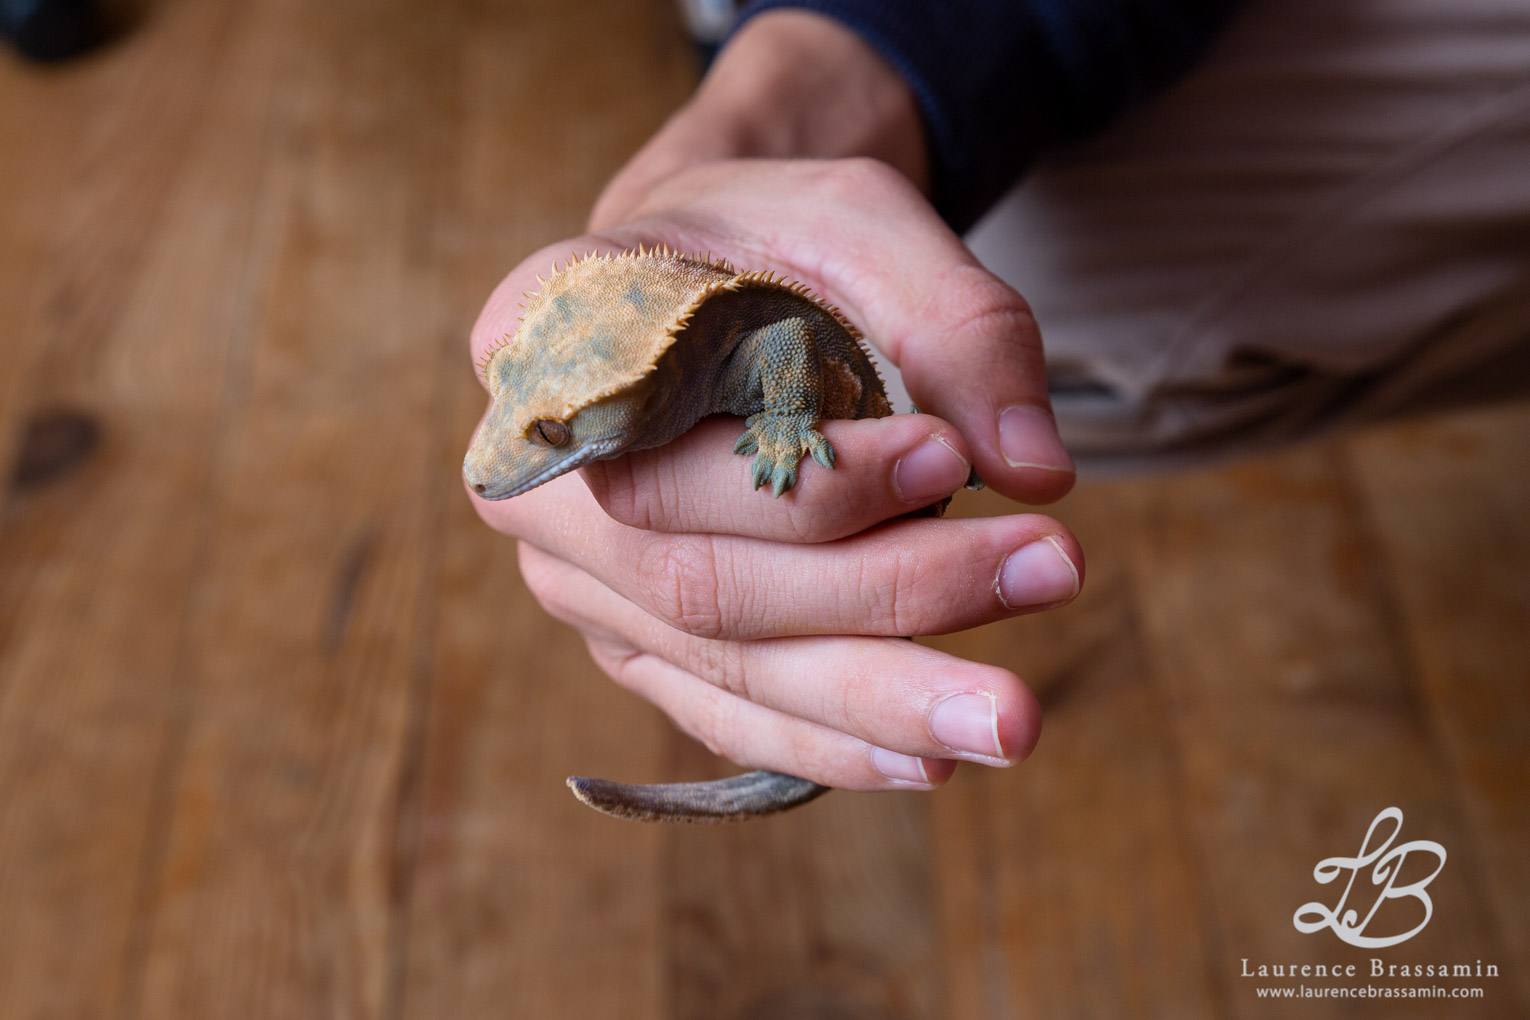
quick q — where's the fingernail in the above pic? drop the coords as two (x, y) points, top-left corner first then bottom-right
(996, 536), (1080, 609)
(870, 746), (932, 785)
(893, 436), (969, 503)
(998, 405), (1075, 473)
(929, 692), (1005, 760)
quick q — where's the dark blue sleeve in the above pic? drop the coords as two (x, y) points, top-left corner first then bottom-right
(731, 0), (1247, 231)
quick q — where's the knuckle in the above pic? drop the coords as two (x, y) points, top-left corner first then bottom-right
(832, 666), (877, 741)
(633, 534), (728, 639)
(810, 157), (915, 208)
(855, 547), (932, 635)
(778, 725), (842, 786)
(693, 638), (755, 703)
(930, 264), (1038, 344)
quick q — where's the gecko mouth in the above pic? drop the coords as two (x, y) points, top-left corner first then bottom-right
(464, 438), (623, 500)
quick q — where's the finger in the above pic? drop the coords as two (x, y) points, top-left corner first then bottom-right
(584, 638), (958, 792)
(581, 414), (973, 542)
(521, 542), (1042, 767)
(803, 164), (1073, 504)
(523, 545), (952, 787)
(478, 478), (1084, 640)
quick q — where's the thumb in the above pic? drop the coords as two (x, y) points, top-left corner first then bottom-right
(783, 162), (1074, 505)
(889, 262), (1075, 505)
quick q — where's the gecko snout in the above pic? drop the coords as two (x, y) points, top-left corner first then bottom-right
(463, 459), (515, 500)
(462, 458), (491, 497)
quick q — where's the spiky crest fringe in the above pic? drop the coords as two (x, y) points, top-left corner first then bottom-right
(474, 249), (874, 384)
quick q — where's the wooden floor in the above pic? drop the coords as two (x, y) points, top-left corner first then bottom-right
(1, 1), (1527, 1017)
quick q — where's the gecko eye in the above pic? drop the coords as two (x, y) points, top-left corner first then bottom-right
(527, 419), (570, 447)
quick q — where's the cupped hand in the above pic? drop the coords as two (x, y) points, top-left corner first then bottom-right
(467, 157), (1084, 791)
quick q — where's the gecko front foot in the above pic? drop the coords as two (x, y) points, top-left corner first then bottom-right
(734, 412), (835, 496)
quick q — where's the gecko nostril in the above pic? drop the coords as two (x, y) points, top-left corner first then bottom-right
(472, 483), (486, 494)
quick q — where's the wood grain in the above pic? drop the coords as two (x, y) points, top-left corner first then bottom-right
(1347, 405), (1530, 1009)
(0, 5), (273, 1018)
(1117, 448), (1520, 1018)
(0, 1), (1524, 1018)
(925, 487), (1221, 1020)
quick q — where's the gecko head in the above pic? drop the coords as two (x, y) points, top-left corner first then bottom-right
(463, 340), (654, 500)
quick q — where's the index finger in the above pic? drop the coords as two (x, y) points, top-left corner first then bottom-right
(580, 414), (973, 542)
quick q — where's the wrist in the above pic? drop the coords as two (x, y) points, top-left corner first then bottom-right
(700, 10), (927, 179)
(591, 9), (927, 229)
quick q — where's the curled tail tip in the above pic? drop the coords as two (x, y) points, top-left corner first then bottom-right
(566, 775), (651, 821)
(566, 771), (830, 824)
(567, 775), (709, 824)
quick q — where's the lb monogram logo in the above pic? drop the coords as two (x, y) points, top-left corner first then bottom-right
(1293, 807), (1446, 948)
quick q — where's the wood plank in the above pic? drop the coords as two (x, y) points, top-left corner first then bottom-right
(660, 747), (941, 1019)
(400, 515), (668, 1019)
(1, 0), (1526, 1015)
(1347, 404), (1530, 1008)
(399, 1), (694, 1017)
(927, 486), (1220, 1020)
(0, 5), (281, 1018)
(125, 1), (467, 1015)
(0, 2), (233, 474)
(1120, 442), (1525, 1018)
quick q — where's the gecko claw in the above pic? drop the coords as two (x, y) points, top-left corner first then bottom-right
(751, 455), (773, 490)
(807, 433), (835, 469)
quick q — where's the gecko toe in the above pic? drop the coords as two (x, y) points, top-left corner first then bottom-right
(806, 432), (835, 470)
(741, 414), (835, 497)
(751, 454), (772, 490)
(770, 463), (796, 496)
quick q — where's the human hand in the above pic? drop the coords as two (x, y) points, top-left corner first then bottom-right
(467, 160), (1083, 792)
(466, 10), (1083, 794)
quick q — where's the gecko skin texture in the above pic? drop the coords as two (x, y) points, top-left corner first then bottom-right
(464, 247), (914, 823)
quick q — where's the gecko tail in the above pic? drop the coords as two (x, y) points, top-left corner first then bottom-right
(566, 770), (829, 823)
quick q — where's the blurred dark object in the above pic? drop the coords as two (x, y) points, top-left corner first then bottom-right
(7, 407), (102, 493)
(677, 0), (739, 67)
(1, 0), (107, 62)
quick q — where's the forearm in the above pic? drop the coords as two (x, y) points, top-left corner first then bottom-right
(590, 10), (927, 230)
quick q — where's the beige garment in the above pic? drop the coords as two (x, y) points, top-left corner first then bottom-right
(964, 0), (1530, 471)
